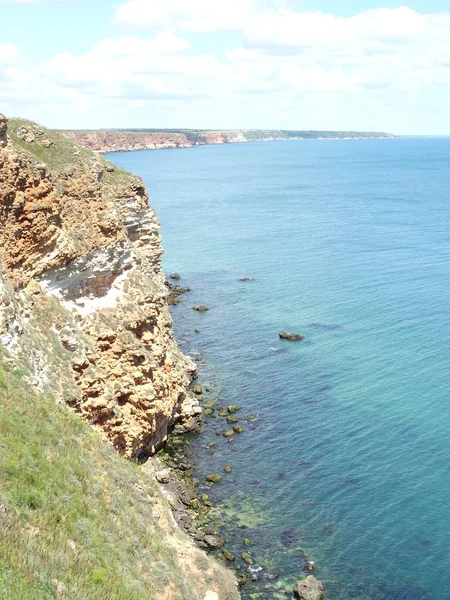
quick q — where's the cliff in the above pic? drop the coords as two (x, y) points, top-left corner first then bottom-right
(0, 116), (203, 459)
(0, 114), (239, 598)
(60, 128), (395, 154)
(61, 129), (247, 153)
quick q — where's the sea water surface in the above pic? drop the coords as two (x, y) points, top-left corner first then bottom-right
(107, 138), (450, 600)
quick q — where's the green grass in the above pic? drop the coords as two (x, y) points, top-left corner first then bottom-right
(6, 118), (134, 188)
(0, 360), (193, 599)
(7, 118), (94, 173)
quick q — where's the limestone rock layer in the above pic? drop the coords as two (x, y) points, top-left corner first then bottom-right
(0, 115), (200, 458)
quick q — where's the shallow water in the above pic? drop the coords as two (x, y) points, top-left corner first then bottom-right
(108, 138), (450, 599)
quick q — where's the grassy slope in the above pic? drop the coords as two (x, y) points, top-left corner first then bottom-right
(7, 118), (134, 189)
(0, 360), (198, 599)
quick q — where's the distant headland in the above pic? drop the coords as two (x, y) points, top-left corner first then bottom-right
(59, 128), (396, 153)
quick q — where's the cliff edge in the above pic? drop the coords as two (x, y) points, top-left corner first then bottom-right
(0, 115), (201, 458)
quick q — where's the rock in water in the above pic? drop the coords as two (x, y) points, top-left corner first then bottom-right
(193, 305), (209, 312)
(226, 415), (239, 423)
(170, 272), (181, 280)
(204, 535), (225, 549)
(279, 331), (304, 341)
(294, 575), (324, 600)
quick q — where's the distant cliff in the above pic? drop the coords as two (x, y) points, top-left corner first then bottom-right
(61, 128), (395, 153)
(61, 129), (247, 153)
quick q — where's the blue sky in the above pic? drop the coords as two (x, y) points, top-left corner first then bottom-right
(1, 0), (450, 133)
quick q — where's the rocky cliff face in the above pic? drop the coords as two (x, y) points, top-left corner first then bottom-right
(0, 115), (201, 459)
(61, 129), (247, 153)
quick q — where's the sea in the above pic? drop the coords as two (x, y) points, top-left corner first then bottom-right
(107, 137), (450, 600)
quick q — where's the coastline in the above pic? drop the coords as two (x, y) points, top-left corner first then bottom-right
(162, 280), (325, 600)
(61, 129), (396, 154)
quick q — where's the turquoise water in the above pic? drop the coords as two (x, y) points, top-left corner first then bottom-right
(108, 139), (450, 600)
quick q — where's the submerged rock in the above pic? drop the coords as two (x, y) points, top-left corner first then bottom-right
(224, 465), (233, 473)
(204, 535), (225, 549)
(206, 473), (222, 484)
(281, 529), (299, 548)
(241, 552), (253, 565)
(233, 425), (244, 434)
(226, 415), (239, 424)
(227, 405), (241, 413)
(170, 273), (181, 280)
(193, 305), (209, 312)
(279, 331), (304, 341)
(223, 430), (234, 438)
(192, 384), (203, 395)
(165, 281), (190, 305)
(222, 550), (236, 561)
(294, 575), (324, 600)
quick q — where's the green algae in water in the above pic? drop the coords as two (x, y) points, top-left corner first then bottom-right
(208, 494), (269, 529)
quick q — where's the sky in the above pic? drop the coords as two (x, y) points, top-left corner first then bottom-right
(1, 0), (450, 134)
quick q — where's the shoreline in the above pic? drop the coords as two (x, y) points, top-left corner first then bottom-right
(60, 129), (396, 155)
(162, 278), (325, 600)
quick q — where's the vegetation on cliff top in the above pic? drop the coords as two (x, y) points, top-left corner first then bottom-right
(7, 118), (133, 186)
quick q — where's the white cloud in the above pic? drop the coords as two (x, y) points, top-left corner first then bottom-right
(244, 7), (450, 53)
(234, 7), (450, 94)
(38, 34), (227, 101)
(3, 6), (450, 132)
(94, 33), (190, 56)
(0, 44), (19, 65)
(115, 0), (257, 32)
(109, 4), (450, 95)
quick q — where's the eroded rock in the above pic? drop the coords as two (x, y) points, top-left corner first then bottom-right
(280, 331), (304, 341)
(204, 535), (225, 549)
(294, 575), (324, 600)
(0, 114), (7, 147)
